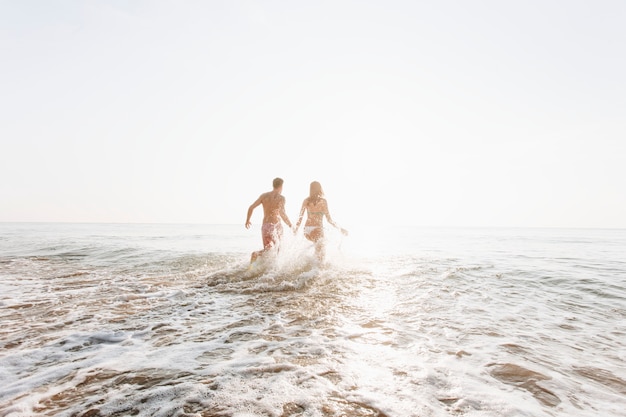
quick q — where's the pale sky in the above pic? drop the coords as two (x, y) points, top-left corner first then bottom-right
(1, 0), (625, 228)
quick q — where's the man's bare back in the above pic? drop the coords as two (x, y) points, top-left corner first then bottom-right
(259, 191), (286, 224)
(245, 190), (291, 229)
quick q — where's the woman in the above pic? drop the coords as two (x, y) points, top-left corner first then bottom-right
(294, 181), (348, 260)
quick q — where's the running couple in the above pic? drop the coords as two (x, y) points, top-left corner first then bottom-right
(245, 177), (348, 263)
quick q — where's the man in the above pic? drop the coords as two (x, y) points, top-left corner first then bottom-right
(245, 177), (293, 262)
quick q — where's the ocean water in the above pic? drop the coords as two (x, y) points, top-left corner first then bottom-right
(1, 223), (625, 417)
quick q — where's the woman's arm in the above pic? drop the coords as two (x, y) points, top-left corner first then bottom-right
(324, 201), (348, 235)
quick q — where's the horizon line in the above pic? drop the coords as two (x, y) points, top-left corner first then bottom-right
(0, 221), (624, 231)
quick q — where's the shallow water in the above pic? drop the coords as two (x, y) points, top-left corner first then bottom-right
(1, 223), (625, 416)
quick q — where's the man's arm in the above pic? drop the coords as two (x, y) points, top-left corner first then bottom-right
(279, 196), (293, 229)
(245, 194), (265, 229)
(294, 199), (306, 232)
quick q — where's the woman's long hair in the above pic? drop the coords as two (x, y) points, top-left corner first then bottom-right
(308, 181), (324, 205)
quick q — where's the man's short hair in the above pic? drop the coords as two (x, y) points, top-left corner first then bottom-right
(273, 177), (284, 189)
